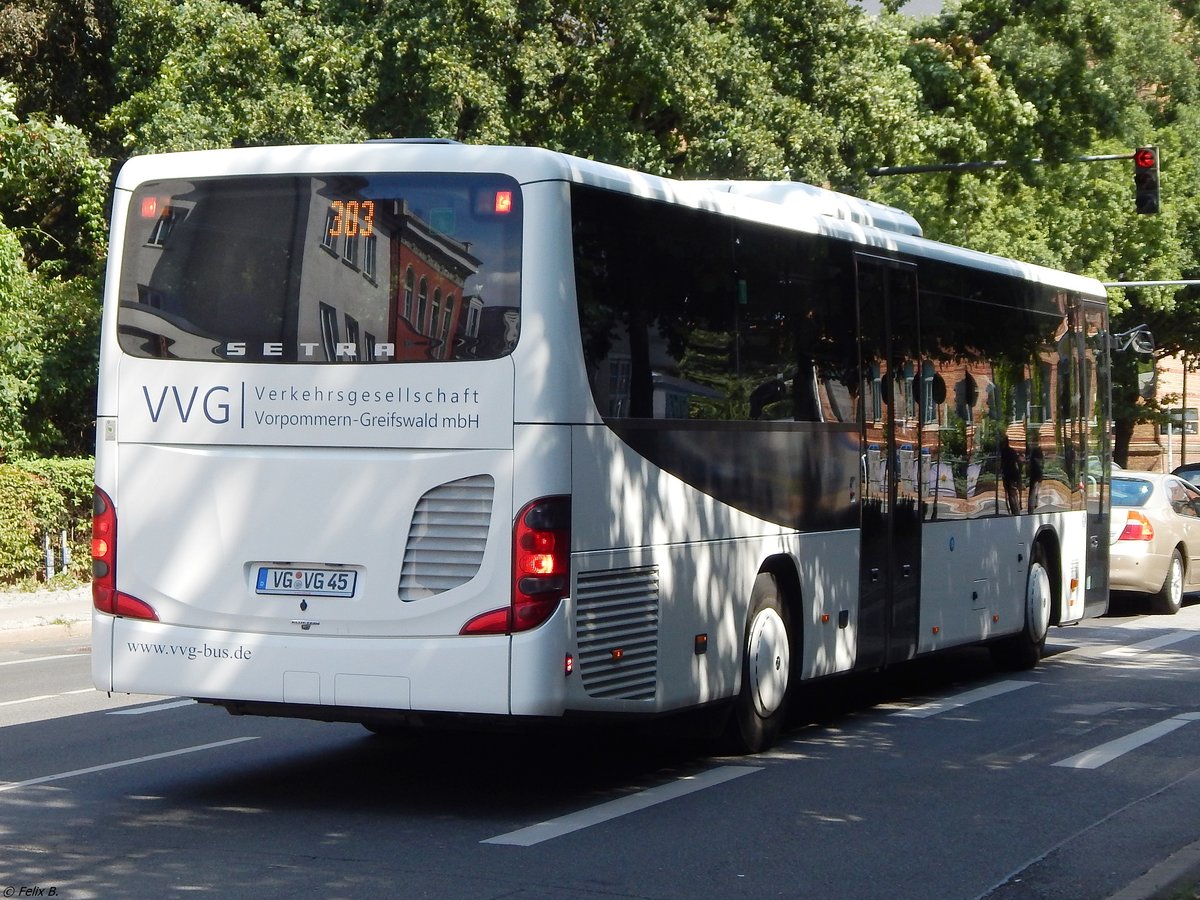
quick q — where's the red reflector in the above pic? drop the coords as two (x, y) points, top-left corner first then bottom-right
(494, 190), (513, 214)
(140, 196), (159, 218)
(114, 592), (159, 621)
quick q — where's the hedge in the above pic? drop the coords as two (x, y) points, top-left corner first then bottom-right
(0, 457), (93, 585)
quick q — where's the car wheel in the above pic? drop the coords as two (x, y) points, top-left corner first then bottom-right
(1152, 549), (1184, 615)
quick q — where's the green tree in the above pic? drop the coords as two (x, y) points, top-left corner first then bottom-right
(104, 0), (373, 153)
(0, 0), (116, 137)
(0, 83), (104, 457)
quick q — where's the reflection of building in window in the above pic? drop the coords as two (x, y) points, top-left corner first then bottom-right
(442, 295), (455, 342)
(364, 234), (377, 282)
(319, 302), (339, 360)
(608, 358), (631, 415)
(321, 208), (338, 254)
(136, 285), (165, 309)
(388, 201), (481, 361)
(345, 314), (360, 360)
(119, 175), (521, 365)
(403, 268), (414, 320)
(463, 296), (483, 343)
(148, 207), (177, 246)
(921, 362), (937, 425)
(416, 278), (428, 332)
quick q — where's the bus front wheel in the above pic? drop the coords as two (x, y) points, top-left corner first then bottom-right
(723, 572), (792, 754)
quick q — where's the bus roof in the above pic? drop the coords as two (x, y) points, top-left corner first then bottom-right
(114, 142), (1109, 303)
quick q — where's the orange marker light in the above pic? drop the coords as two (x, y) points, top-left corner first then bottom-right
(140, 196), (159, 218)
(494, 190), (514, 214)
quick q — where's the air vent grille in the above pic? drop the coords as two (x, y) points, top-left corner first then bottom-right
(399, 474), (494, 602)
(576, 566), (659, 700)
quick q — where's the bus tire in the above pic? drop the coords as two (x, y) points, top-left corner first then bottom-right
(1152, 549), (1184, 615)
(722, 572), (792, 754)
(991, 543), (1052, 671)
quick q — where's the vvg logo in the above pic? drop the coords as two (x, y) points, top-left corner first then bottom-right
(142, 385), (233, 425)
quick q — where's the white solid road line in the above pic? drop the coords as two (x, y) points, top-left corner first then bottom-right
(890, 680), (1038, 719)
(0, 653), (81, 667)
(1054, 711), (1200, 770)
(108, 699), (197, 715)
(0, 688), (93, 708)
(0, 736), (260, 793)
(482, 765), (760, 846)
(1102, 631), (1196, 656)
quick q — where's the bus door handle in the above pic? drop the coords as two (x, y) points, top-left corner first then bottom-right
(901, 564), (912, 579)
(870, 567), (880, 583)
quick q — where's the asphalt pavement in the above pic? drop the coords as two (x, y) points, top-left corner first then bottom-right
(1, 583), (1199, 898)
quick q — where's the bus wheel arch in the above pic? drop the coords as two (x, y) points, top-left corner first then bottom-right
(722, 557), (800, 753)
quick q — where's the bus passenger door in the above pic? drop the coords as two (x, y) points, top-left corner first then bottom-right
(855, 254), (922, 669)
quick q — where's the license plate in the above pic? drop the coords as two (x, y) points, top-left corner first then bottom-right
(255, 566), (357, 597)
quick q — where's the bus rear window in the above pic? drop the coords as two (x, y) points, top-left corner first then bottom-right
(117, 173), (522, 363)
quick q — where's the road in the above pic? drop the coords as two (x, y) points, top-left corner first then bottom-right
(3, 600), (1200, 899)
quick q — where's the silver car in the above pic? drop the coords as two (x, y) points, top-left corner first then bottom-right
(1110, 472), (1200, 613)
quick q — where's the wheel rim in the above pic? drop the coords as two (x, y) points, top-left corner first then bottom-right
(1169, 557), (1184, 607)
(1027, 561), (1051, 642)
(748, 607), (790, 718)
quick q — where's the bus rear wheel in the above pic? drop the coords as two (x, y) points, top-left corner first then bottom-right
(723, 572), (792, 754)
(991, 543), (1051, 671)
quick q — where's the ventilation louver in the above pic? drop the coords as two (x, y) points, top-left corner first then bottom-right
(398, 474), (494, 602)
(576, 566), (659, 700)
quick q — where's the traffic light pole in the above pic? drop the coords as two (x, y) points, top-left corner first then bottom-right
(868, 148), (1160, 214)
(867, 153), (1135, 177)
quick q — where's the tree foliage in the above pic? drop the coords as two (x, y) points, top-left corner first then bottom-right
(3, 0), (1200, 461)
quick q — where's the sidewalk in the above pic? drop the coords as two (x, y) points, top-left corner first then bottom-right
(0, 584), (92, 645)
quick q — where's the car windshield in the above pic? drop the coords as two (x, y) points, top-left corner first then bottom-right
(1112, 477), (1154, 507)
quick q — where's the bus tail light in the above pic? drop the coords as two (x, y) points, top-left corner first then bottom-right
(460, 496), (570, 635)
(1117, 510), (1155, 542)
(91, 488), (158, 621)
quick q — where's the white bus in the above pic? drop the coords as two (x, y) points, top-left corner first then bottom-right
(92, 142), (1112, 752)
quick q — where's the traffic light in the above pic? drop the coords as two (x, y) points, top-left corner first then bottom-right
(1134, 146), (1160, 214)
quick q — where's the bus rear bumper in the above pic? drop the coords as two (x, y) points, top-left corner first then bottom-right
(100, 617), (518, 716)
